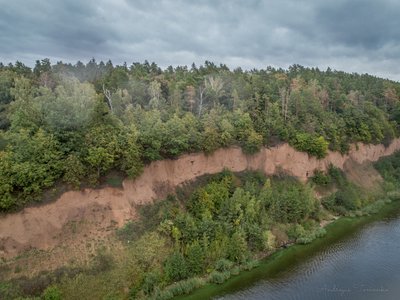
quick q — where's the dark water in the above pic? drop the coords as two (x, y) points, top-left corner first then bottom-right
(180, 201), (400, 300)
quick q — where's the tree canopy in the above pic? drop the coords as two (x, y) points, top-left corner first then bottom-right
(0, 60), (399, 210)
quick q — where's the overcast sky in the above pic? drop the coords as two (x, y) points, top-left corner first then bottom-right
(1, 0), (400, 80)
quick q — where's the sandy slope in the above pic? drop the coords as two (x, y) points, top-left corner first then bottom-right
(1, 139), (400, 259)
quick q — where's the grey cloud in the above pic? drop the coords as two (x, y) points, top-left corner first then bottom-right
(315, 0), (400, 49)
(0, 0), (400, 80)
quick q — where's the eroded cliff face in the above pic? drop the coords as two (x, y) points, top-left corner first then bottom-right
(1, 139), (400, 259)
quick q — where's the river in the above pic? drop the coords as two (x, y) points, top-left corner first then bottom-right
(179, 200), (400, 300)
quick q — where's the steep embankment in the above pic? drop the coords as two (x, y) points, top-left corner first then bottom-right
(1, 139), (400, 259)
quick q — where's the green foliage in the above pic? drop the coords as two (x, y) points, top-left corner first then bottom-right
(110, 172), (321, 297)
(0, 282), (22, 300)
(209, 271), (231, 284)
(322, 180), (363, 214)
(164, 251), (188, 282)
(311, 170), (331, 185)
(0, 129), (62, 209)
(118, 125), (143, 178)
(263, 180), (318, 223)
(375, 151), (400, 189)
(288, 223), (327, 244)
(240, 260), (260, 271)
(291, 133), (329, 158)
(149, 277), (206, 300)
(135, 110), (164, 161)
(2, 60), (400, 296)
(214, 259), (234, 272)
(186, 241), (205, 275)
(142, 271), (161, 295)
(242, 130), (263, 154)
(161, 114), (191, 157)
(1, 60), (400, 210)
(42, 286), (62, 300)
(63, 154), (86, 188)
(227, 230), (249, 263)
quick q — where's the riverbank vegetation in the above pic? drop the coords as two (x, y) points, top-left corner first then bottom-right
(3, 153), (400, 300)
(1, 60), (400, 210)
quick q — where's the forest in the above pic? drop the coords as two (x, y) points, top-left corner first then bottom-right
(1, 59), (400, 210)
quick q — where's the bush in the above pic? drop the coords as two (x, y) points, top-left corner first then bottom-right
(311, 170), (331, 185)
(215, 259), (234, 272)
(240, 260), (260, 271)
(186, 241), (205, 275)
(227, 230), (249, 263)
(387, 190), (400, 200)
(322, 182), (362, 214)
(267, 181), (317, 223)
(0, 282), (22, 300)
(230, 266), (240, 275)
(164, 251), (188, 282)
(297, 227), (326, 244)
(142, 271), (161, 295)
(42, 286), (62, 300)
(242, 130), (263, 154)
(291, 133), (328, 158)
(209, 271), (231, 284)
(150, 277), (205, 300)
(286, 224), (306, 240)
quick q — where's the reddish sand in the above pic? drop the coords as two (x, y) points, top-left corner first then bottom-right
(1, 139), (400, 259)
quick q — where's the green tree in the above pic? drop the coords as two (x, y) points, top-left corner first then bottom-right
(164, 251), (188, 282)
(161, 114), (190, 157)
(63, 154), (86, 188)
(186, 241), (205, 275)
(119, 125), (143, 178)
(227, 230), (249, 263)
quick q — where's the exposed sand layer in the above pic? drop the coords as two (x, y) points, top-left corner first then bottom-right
(1, 139), (400, 259)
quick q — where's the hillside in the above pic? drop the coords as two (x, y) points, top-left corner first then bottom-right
(1, 61), (400, 211)
(0, 138), (398, 262)
(1, 61), (400, 299)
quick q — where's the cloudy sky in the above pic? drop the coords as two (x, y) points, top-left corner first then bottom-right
(1, 0), (400, 80)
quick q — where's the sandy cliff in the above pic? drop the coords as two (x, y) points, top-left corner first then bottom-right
(1, 138), (400, 259)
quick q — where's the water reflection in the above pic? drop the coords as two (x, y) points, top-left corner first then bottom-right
(220, 217), (400, 300)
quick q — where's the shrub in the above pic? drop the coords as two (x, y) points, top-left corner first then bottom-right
(209, 271), (231, 284)
(142, 271), (161, 295)
(230, 266), (240, 275)
(240, 260), (260, 271)
(42, 286), (62, 300)
(215, 259), (234, 272)
(164, 251), (188, 282)
(297, 227), (326, 244)
(291, 133), (328, 158)
(186, 241), (205, 276)
(150, 277), (205, 300)
(0, 282), (22, 300)
(311, 170), (331, 185)
(242, 130), (263, 154)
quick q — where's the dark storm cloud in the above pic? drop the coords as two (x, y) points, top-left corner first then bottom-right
(0, 0), (400, 80)
(315, 0), (400, 49)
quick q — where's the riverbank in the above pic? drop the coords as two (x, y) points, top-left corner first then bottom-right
(139, 162), (400, 300)
(173, 197), (400, 300)
(2, 151), (400, 300)
(1, 138), (400, 260)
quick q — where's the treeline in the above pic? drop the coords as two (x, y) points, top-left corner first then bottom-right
(1, 59), (400, 210)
